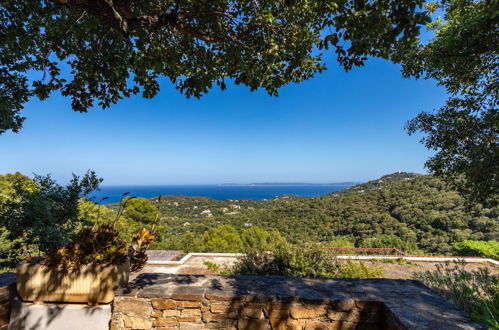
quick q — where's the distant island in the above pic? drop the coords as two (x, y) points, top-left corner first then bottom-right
(220, 182), (358, 186)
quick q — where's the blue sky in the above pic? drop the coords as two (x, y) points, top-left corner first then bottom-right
(0, 57), (447, 185)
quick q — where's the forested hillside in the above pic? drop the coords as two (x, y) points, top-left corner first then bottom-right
(147, 173), (498, 254)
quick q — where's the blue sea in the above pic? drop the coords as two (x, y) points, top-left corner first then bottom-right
(91, 185), (352, 204)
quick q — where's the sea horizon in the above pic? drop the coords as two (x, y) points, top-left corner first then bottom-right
(91, 184), (354, 204)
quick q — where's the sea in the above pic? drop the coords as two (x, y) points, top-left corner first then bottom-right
(91, 184), (353, 204)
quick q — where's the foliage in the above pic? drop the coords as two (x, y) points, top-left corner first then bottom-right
(148, 173), (498, 255)
(339, 260), (384, 279)
(40, 224), (128, 270)
(240, 226), (287, 252)
(0, 171), (102, 268)
(197, 225), (243, 253)
(358, 234), (422, 255)
(453, 240), (499, 259)
(0, 0), (430, 133)
(328, 237), (355, 249)
(203, 261), (221, 273)
(414, 262), (499, 328)
(39, 224), (155, 272)
(228, 242), (383, 278)
(122, 197), (160, 224)
(129, 228), (156, 272)
(403, 0), (498, 206)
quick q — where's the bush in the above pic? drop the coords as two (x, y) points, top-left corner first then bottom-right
(414, 262), (499, 328)
(229, 243), (383, 279)
(0, 171), (102, 268)
(358, 234), (421, 255)
(453, 240), (499, 259)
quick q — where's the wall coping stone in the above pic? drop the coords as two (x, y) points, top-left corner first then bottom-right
(117, 274), (484, 329)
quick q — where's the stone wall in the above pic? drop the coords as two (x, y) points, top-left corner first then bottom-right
(0, 273), (16, 330)
(112, 274), (484, 330)
(112, 296), (386, 329)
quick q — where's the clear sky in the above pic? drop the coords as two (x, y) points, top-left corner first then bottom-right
(0, 56), (447, 185)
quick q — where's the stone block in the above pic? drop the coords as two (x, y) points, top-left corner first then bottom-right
(266, 307), (290, 320)
(171, 286), (205, 302)
(211, 302), (241, 313)
(151, 310), (162, 317)
(237, 318), (270, 330)
(153, 317), (177, 327)
(179, 322), (205, 329)
(205, 319), (237, 328)
(241, 307), (264, 319)
(114, 297), (152, 316)
(178, 316), (202, 322)
(182, 308), (202, 316)
(126, 315), (153, 329)
(163, 309), (181, 317)
(203, 311), (238, 322)
(152, 298), (176, 309)
(177, 300), (203, 308)
(206, 291), (244, 302)
(290, 305), (327, 319)
(270, 318), (302, 330)
(339, 321), (357, 330)
(327, 310), (360, 322)
(305, 320), (328, 329)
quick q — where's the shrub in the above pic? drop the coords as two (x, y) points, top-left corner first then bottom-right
(229, 243), (383, 279)
(39, 224), (155, 272)
(453, 240), (499, 259)
(414, 262), (499, 328)
(0, 171), (102, 268)
(358, 234), (421, 254)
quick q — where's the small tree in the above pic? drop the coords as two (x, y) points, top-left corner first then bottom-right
(0, 170), (102, 267)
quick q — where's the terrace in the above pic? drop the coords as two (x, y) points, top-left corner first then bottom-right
(1, 251), (494, 330)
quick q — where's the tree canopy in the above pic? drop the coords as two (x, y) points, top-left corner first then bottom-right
(0, 0), (429, 133)
(403, 0), (498, 206)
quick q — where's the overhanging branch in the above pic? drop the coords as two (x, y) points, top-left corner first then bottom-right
(50, 0), (244, 43)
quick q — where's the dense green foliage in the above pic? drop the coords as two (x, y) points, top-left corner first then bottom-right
(147, 173), (498, 255)
(0, 171), (102, 268)
(2, 171), (497, 272)
(403, 0), (498, 207)
(358, 234), (421, 254)
(454, 240), (499, 259)
(0, 0), (430, 133)
(414, 262), (499, 328)
(154, 224), (287, 253)
(228, 242), (384, 278)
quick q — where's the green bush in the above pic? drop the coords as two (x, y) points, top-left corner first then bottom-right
(358, 234), (421, 255)
(0, 171), (102, 268)
(414, 262), (499, 328)
(453, 240), (499, 259)
(229, 243), (383, 279)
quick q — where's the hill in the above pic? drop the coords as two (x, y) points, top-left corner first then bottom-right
(111, 173), (498, 255)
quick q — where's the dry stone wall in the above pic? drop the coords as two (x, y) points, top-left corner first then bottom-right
(112, 296), (386, 329)
(112, 274), (483, 330)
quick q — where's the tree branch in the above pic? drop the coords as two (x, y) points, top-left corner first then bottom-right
(50, 0), (248, 43)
